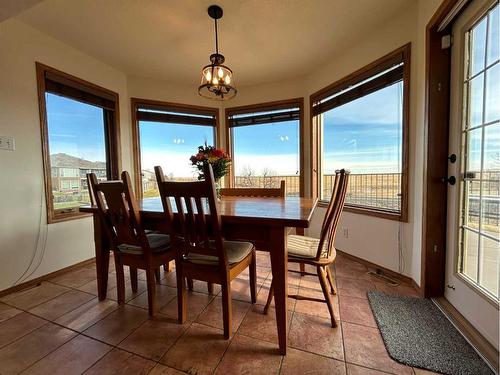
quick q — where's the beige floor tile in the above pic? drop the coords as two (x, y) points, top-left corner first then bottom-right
(195, 296), (251, 331)
(0, 312), (47, 349)
(0, 303), (22, 323)
(149, 363), (187, 375)
(214, 334), (282, 374)
(159, 290), (215, 321)
(55, 298), (118, 332)
(127, 284), (177, 310)
(28, 289), (94, 320)
(119, 314), (188, 361)
(21, 334), (111, 375)
(339, 295), (377, 327)
(343, 322), (413, 375)
(49, 267), (97, 288)
(346, 363), (391, 374)
(239, 305), (292, 344)
(85, 348), (155, 375)
(83, 304), (149, 345)
(0, 323), (76, 375)
(289, 312), (344, 361)
(160, 322), (231, 375)
(0, 282), (69, 310)
(281, 347), (346, 375)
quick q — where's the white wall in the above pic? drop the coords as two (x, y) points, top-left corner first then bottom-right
(0, 19), (132, 291)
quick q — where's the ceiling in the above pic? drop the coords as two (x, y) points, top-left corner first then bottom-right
(15, 0), (413, 87)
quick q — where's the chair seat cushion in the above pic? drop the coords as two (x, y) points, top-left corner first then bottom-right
(117, 233), (171, 254)
(287, 234), (328, 259)
(185, 240), (254, 265)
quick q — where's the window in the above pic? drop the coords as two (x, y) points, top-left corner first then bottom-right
(226, 99), (304, 196)
(36, 63), (120, 223)
(459, 4), (499, 299)
(311, 44), (410, 221)
(131, 99), (218, 198)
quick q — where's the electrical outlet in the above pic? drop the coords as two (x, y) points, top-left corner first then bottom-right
(342, 227), (349, 238)
(0, 136), (15, 151)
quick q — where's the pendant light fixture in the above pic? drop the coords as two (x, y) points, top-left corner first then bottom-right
(198, 5), (237, 100)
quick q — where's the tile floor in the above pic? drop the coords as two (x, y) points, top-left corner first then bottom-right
(0, 252), (433, 375)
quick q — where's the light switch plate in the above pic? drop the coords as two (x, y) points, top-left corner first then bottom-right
(0, 136), (15, 151)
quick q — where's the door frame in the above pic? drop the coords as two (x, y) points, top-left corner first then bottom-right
(421, 0), (462, 298)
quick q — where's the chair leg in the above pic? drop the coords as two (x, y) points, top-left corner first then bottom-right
(263, 279), (274, 315)
(326, 266), (337, 295)
(187, 278), (194, 291)
(221, 280), (232, 339)
(207, 282), (214, 294)
(154, 268), (161, 284)
(249, 251), (257, 303)
(114, 254), (125, 305)
(145, 268), (157, 317)
(299, 262), (306, 276)
(317, 266), (337, 328)
(129, 267), (138, 293)
(176, 261), (186, 324)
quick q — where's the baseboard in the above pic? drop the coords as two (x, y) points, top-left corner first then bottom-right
(434, 296), (499, 372)
(0, 258), (96, 298)
(336, 248), (419, 291)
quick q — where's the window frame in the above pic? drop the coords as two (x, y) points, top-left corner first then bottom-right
(310, 44), (411, 222)
(224, 98), (305, 197)
(131, 98), (220, 199)
(36, 62), (121, 224)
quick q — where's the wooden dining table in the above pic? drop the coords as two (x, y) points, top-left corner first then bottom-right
(80, 195), (317, 355)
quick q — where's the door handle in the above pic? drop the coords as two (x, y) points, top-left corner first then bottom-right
(448, 154), (457, 163)
(442, 176), (456, 185)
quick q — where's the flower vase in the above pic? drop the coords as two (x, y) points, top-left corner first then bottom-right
(215, 180), (222, 201)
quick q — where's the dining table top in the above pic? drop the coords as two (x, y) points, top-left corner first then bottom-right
(80, 196), (318, 228)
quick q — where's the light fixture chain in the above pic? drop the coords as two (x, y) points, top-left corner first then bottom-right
(214, 18), (219, 55)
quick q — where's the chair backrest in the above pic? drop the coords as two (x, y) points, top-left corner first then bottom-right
(155, 164), (228, 268)
(316, 169), (349, 260)
(219, 180), (285, 198)
(88, 171), (151, 255)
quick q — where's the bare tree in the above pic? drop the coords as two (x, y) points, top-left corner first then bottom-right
(262, 167), (278, 188)
(239, 165), (256, 187)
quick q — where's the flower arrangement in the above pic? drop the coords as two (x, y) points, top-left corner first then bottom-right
(190, 144), (231, 181)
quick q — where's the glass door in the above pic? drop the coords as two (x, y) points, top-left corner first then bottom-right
(446, 0), (499, 349)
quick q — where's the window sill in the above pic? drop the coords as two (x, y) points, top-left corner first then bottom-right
(317, 200), (406, 222)
(49, 211), (92, 224)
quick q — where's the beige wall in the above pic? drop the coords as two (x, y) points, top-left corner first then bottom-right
(0, 19), (132, 291)
(0, 1), (444, 291)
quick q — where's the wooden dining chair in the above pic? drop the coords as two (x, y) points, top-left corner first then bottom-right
(263, 169), (349, 328)
(88, 171), (175, 316)
(219, 180), (285, 197)
(155, 164), (257, 339)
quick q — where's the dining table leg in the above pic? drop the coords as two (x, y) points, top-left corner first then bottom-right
(269, 226), (288, 355)
(93, 213), (110, 300)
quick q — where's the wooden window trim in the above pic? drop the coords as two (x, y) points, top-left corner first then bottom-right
(310, 44), (411, 222)
(36, 62), (121, 224)
(224, 98), (305, 197)
(131, 97), (220, 199)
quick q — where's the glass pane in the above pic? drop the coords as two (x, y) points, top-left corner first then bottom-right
(485, 63), (500, 123)
(464, 179), (481, 231)
(232, 120), (300, 196)
(487, 5), (499, 66)
(470, 17), (487, 76)
(321, 82), (403, 212)
(483, 123), (500, 171)
(46, 93), (107, 213)
(467, 73), (484, 127)
(139, 122), (214, 197)
(479, 236), (499, 298)
(466, 127), (482, 173)
(462, 229), (479, 282)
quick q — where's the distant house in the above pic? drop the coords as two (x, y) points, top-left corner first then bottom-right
(50, 153), (106, 192)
